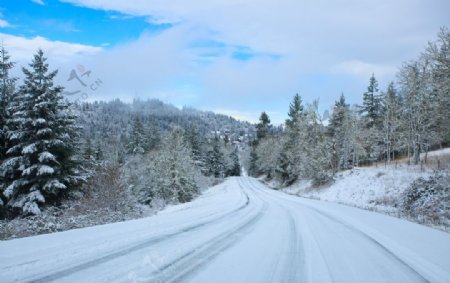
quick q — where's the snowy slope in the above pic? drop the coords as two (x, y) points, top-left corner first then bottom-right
(1, 177), (449, 283)
(281, 148), (450, 231)
(284, 166), (432, 213)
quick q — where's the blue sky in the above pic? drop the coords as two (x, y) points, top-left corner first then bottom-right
(0, 0), (449, 124)
(1, 0), (170, 46)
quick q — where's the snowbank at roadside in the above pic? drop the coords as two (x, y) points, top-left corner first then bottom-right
(284, 166), (431, 213)
(279, 148), (450, 231)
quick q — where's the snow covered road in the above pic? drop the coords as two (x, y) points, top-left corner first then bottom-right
(1, 177), (450, 283)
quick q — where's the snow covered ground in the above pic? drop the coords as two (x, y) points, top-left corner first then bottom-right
(424, 147), (450, 158)
(283, 166), (431, 213)
(282, 148), (450, 229)
(1, 177), (450, 283)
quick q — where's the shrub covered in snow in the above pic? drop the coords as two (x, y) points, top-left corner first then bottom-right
(281, 165), (450, 230)
(0, 200), (151, 240)
(125, 129), (206, 207)
(400, 172), (450, 226)
(311, 170), (334, 187)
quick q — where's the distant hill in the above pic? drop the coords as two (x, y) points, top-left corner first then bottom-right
(74, 98), (255, 156)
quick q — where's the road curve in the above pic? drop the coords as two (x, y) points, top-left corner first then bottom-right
(1, 177), (449, 283)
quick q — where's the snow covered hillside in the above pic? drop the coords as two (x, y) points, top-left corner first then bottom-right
(283, 167), (430, 211)
(281, 148), (450, 230)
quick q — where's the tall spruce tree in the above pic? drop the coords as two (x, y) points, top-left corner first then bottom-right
(84, 136), (94, 161)
(0, 46), (16, 215)
(248, 143), (259, 176)
(285, 93), (304, 130)
(183, 126), (207, 174)
(1, 49), (81, 216)
(361, 74), (383, 128)
(256, 111), (271, 141)
(0, 46), (16, 161)
(226, 146), (241, 177)
(154, 129), (200, 203)
(250, 111), (272, 176)
(127, 115), (146, 154)
(327, 94), (350, 171)
(276, 94), (305, 185)
(207, 136), (225, 178)
(360, 74), (384, 163)
(303, 101), (333, 185)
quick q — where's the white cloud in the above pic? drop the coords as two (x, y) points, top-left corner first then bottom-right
(0, 19), (9, 28)
(0, 33), (102, 89)
(31, 0), (45, 5)
(332, 60), (397, 79)
(6, 0), (450, 121)
(61, 0), (450, 60)
(66, 26), (190, 102)
(0, 33), (101, 64)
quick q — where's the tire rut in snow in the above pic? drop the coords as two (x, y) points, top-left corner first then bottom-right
(146, 202), (267, 283)
(244, 178), (307, 283)
(250, 178), (430, 283)
(25, 188), (251, 283)
(305, 207), (430, 283)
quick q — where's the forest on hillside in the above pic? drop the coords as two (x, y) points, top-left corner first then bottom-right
(0, 49), (251, 224)
(248, 28), (450, 187)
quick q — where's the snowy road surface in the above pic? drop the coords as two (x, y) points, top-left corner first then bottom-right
(1, 177), (450, 283)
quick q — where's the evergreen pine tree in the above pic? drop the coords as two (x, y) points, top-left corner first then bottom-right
(327, 93), (350, 170)
(183, 126), (205, 171)
(276, 148), (291, 182)
(1, 49), (81, 216)
(361, 74), (383, 128)
(250, 111), (272, 176)
(152, 129), (200, 203)
(303, 101), (333, 185)
(0, 46), (16, 216)
(276, 94), (305, 185)
(229, 147), (241, 176)
(256, 111), (271, 141)
(360, 74), (385, 163)
(207, 136), (225, 178)
(83, 136), (94, 161)
(127, 115), (146, 154)
(94, 140), (104, 161)
(0, 45), (16, 161)
(248, 145), (259, 176)
(285, 93), (304, 130)
(146, 123), (161, 151)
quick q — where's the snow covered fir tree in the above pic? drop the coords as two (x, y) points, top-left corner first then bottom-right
(0, 46), (16, 215)
(0, 49), (82, 217)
